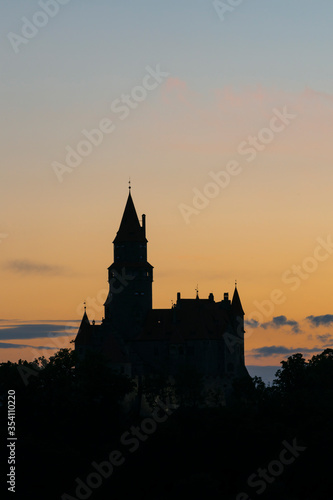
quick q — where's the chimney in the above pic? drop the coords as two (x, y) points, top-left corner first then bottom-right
(142, 214), (146, 237)
(177, 292), (181, 304)
(224, 292), (229, 301)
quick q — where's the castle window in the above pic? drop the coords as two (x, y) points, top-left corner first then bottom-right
(140, 292), (144, 295)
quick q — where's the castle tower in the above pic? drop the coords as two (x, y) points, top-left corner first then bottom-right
(104, 188), (153, 340)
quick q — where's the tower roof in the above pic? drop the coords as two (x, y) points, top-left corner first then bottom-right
(75, 311), (92, 345)
(232, 285), (245, 316)
(113, 191), (146, 243)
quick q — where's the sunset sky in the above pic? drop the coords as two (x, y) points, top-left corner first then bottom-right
(1, 1), (333, 381)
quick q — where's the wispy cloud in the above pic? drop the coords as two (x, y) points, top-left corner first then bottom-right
(316, 333), (333, 344)
(307, 315), (333, 327)
(0, 324), (76, 340)
(0, 342), (57, 350)
(261, 315), (300, 334)
(246, 314), (333, 334)
(4, 259), (71, 276)
(158, 82), (333, 155)
(245, 319), (260, 329)
(249, 345), (322, 358)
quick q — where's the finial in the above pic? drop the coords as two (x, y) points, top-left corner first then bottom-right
(195, 284), (199, 299)
(235, 279), (237, 288)
(128, 177), (131, 191)
(84, 301), (86, 313)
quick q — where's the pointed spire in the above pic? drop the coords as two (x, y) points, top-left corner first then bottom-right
(79, 307), (90, 328)
(75, 308), (91, 345)
(232, 284), (245, 316)
(113, 190), (146, 243)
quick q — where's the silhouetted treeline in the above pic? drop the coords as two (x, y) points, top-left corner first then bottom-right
(1, 348), (333, 499)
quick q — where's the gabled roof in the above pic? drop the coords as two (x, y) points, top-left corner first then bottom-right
(113, 191), (146, 243)
(232, 286), (245, 316)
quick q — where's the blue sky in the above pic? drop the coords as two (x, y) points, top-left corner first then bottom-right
(2, 1), (333, 90)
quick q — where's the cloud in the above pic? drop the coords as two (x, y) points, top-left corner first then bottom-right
(245, 319), (260, 329)
(0, 324), (77, 340)
(249, 345), (323, 358)
(162, 77), (197, 106)
(317, 333), (333, 344)
(306, 315), (333, 327)
(0, 342), (57, 350)
(156, 82), (333, 156)
(261, 315), (300, 333)
(4, 259), (70, 276)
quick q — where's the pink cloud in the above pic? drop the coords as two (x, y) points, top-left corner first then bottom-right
(155, 79), (333, 151)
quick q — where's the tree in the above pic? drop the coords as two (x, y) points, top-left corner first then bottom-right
(273, 353), (308, 394)
(141, 373), (173, 409)
(174, 365), (205, 407)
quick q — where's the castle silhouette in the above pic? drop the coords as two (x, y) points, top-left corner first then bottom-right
(75, 188), (249, 393)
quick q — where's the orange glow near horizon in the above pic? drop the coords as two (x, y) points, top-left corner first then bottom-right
(1, 83), (333, 368)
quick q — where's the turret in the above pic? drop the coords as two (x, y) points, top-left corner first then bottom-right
(74, 308), (92, 359)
